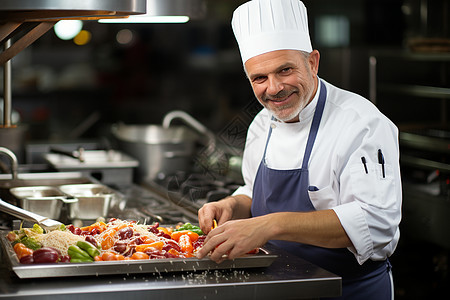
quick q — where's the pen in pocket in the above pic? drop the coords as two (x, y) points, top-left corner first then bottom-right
(361, 156), (368, 174)
(378, 149), (385, 178)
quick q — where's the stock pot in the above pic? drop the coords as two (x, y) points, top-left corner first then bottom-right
(111, 123), (199, 183)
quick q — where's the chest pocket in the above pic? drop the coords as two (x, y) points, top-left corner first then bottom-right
(308, 185), (337, 210)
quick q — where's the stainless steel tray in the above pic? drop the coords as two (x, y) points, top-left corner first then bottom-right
(0, 231), (277, 279)
(44, 150), (139, 170)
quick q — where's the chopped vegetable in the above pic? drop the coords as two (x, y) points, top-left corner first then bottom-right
(135, 241), (164, 252)
(7, 219), (211, 264)
(6, 231), (18, 242)
(76, 241), (100, 258)
(33, 247), (60, 263)
(173, 223), (204, 235)
(31, 224), (44, 234)
(171, 230), (199, 242)
(178, 234), (193, 254)
(19, 236), (41, 251)
(68, 245), (94, 262)
(131, 252), (149, 260)
(13, 243), (34, 260)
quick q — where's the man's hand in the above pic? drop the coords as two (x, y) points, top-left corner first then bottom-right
(198, 195), (253, 235)
(198, 200), (234, 235)
(196, 216), (272, 263)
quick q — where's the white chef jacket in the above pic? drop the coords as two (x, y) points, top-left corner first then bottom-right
(233, 79), (402, 265)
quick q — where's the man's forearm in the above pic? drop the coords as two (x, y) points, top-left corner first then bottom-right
(265, 210), (353, 248)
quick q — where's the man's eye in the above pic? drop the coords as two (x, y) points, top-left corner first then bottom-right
(253, 76), (266, 83)
(281, 67), (292, 73)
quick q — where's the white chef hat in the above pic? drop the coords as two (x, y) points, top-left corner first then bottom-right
(232, 0), (313, 64)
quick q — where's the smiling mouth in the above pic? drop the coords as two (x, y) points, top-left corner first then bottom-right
(268, 93), (294, 106)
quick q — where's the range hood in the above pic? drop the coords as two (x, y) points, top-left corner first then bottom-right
(0, 0), (147, 65)
(99, 0), (207, 23)
(0, 0), (146, 130)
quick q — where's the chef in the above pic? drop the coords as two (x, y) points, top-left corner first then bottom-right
(197, 0), (402, 299)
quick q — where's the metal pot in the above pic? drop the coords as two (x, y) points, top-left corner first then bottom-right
(111, 123), (199, 183)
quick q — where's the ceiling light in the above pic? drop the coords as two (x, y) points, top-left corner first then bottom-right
(54, 20), (83, 40)
(98, 0), (206, 24)
(99, 16), (190, 24)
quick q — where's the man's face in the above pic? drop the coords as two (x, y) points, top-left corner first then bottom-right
(245, 50), (319, 123)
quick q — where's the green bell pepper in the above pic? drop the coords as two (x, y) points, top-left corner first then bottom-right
(77, 241), (100, 258)
(174, 223), (204, 235)
(68, 245), (94, 262)
(70, 258), (93, 263)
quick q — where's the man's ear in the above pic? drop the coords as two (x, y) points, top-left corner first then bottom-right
(308, 50), (320, 76)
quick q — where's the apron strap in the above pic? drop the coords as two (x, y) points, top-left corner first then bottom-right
(301, 80), (327, 169)
(262, 117), (275, 161)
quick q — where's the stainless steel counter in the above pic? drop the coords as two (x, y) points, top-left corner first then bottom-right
(0, 244), (341, 300)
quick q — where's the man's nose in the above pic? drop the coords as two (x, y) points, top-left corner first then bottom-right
(266, 75), (283, 96)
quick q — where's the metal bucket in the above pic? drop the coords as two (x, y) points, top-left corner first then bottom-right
(111, 123), (199, 183)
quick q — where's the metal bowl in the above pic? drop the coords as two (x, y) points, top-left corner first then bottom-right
(59, 184), (115, 220)
(9, 186), (73, 220)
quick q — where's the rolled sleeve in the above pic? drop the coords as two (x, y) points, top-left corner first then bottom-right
(232, 185), (253, 199)
(332, 202), (373, 264)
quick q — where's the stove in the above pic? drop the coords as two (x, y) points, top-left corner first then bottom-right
(108, 183), (198, 225)
(144, 171), (243, 214)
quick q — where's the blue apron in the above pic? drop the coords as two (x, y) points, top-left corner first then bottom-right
(251, 81), (392, 299)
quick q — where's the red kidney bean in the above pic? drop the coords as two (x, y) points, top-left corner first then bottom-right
(60, 255), (71, 263)
(85, 235), (98, 248)
(113, 241), (127, 253)
(144, 249), (163, 257)
(33, 247), (59, 263)
(157, 232), (171, 239)
(66, 224), (75, 233)
(148, 223), (160, 234)
(164, 251), (178, 258)
(193, 236), (206, 250)
(123, 245), (136, 257)
(148, 227), (159, 234)
(117, 227), (133, 240)
(149, 254), (166, 260)
(130, 237), (144, 245)
(163, 240), (181, 252)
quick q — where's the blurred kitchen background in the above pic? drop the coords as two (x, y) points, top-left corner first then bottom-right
(1, 0), (450, 298)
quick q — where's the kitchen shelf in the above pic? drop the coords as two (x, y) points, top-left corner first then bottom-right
(369, 48), (449, 124)
(375, 49), (450, 250)
(378, 83), (450, 99)
(369, 48), (450, 62)
(401, 154), (450, 173)
(400, 131), (450, 154)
